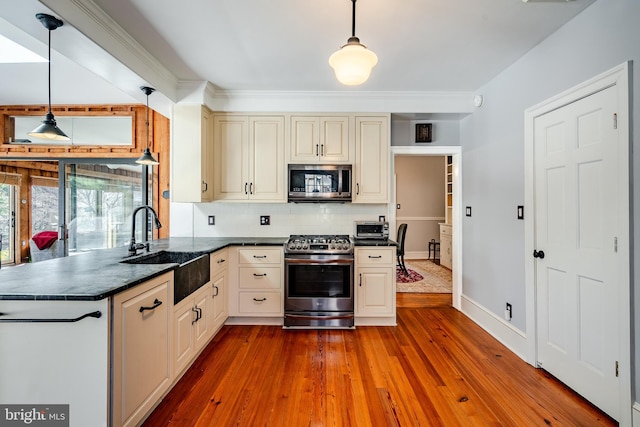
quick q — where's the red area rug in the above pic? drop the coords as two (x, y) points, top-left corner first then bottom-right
(396, 266), (424, 283)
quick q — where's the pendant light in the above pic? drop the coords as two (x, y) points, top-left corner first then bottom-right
(28, 13), (70, 141)
(329, 0), (378, 86)
(136, 86), (159, 166)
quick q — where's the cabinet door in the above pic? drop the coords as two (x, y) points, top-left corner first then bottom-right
(290, 116), (350, 163)
(173, 298), (196, 377)
(172, 105), (213, 202)
(320, 117), (350, 162)
(440, 235), (452, 269)
(356, 268), (394, 317)
(290, 116), (320, 163)
(354, 116), (389, 203)
(193, 287), (210, 351)
(249, 116), (285, 201)
(213, 115), (249, 200)
(209, 271), (228, 334)
(113, 273), (172, 427)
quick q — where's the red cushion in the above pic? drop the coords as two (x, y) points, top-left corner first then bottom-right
(32, 231), (58, 250)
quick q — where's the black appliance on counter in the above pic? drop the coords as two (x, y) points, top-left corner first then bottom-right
(284, 234), (354, 328)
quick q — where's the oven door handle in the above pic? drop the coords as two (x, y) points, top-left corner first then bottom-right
(285, 313), (354, 321)
(284, 258), (353, 265)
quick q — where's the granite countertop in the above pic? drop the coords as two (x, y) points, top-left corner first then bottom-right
(353, 238), (398, 247)
(0, 237), (287, 301)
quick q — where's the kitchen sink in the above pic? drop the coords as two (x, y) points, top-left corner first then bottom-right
(121, 251), (210, 304)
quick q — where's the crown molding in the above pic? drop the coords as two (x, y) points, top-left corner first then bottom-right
(202, 90), (476, 114)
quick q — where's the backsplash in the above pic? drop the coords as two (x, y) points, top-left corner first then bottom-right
(171, 202), (388, 237)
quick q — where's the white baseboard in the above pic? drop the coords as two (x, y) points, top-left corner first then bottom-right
(460, 294), (530, 363)
(632, 402), (640, 426)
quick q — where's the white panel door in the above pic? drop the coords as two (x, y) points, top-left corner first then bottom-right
(534, 86), (619, 418)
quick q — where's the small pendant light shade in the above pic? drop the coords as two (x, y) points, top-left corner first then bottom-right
(28, 13), (70, 141)
(329, 0), (377, 86)
(136, 86), (159, 166)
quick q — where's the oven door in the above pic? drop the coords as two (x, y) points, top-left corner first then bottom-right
(284, 256), (354, 313)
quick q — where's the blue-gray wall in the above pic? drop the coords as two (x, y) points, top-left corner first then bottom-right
(460, 0), (639, 399)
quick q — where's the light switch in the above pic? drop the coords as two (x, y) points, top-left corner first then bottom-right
(466, 206), (472, 217)
(208, 216), (215, 225)
(517, 206), (524, 220)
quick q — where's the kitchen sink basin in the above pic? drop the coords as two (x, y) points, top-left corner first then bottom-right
(121, 250), (210, 304)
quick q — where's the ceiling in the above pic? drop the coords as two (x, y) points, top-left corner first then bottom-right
(0, 0), (597, 114)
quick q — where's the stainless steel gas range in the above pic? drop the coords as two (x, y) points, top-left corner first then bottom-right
(283, 235), (354, 328)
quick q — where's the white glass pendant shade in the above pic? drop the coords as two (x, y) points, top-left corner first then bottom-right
(329, 38), (378, 86)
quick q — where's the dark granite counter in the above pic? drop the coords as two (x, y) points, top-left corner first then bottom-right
(353, 238), (398, 247)
(0, 237), (287, 301)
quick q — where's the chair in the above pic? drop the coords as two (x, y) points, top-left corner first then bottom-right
(396, 223), (408, 275)
(30, 239), (62, 262)
(428, 238), (440, 262)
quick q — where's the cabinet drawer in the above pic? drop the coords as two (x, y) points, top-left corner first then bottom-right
(238, 267), (281, 289)
(210, 248), (228, 276)
(439, 224), (452, 237)
(355, 248), (395, 265)
(238, 292), (282, 314)
(238, 248), (282, 265)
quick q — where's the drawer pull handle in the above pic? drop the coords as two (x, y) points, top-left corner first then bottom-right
(253, 273), (267, 277)
(217, 258), (226, 264)
(368, 255), (382, 259)
(139, 299), (162, 313)
(253, 297), (267, 302)
(192, 306), (202, 324)
(253, 255), (267, 259)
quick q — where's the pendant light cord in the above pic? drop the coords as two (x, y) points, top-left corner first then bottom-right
(351, 0), (357, 38)
(145, 93), (150, 150)
(47, 28), (52, 114)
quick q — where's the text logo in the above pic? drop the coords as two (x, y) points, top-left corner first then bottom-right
(0, 405), (68, 427)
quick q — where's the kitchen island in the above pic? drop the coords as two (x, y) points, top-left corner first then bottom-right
(0, 237), (286, 427)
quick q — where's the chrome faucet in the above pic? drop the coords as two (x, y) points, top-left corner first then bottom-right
(129, 205), (162, 256)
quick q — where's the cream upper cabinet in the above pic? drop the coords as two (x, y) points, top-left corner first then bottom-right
(290, 116), (350, 163)
(353, 115), (390, 203)
(172, 104), (214, 202)
(213, 114), (285, 202)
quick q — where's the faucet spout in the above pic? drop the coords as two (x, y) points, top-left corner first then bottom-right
(129, 205), (162, 256)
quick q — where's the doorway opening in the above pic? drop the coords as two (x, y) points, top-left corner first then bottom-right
(390, 146), (462, 310)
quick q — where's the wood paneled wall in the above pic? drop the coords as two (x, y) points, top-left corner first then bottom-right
(0, 104), (171, 262)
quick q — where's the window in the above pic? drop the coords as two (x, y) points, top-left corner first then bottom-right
(0, 181), (17, 265)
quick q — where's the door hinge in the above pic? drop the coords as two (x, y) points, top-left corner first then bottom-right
(616, 361), (619, 377)
(613, 113), (618, 129)
(614, 237), (618, 253)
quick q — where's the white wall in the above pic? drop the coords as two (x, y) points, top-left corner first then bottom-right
(171, 202), (386, 238)
(459, 0), (639, 395)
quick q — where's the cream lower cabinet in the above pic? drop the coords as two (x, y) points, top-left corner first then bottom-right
(173, 284), (210, 378)
(228, 247), (283, 319)
(353, 115), (390, 203)
(112, 272), (173, 427)
(354, 247), (396, 325)
(208, 248), (229, 334)
(213, 115), (285, 202)
(439, 223), (452, 269)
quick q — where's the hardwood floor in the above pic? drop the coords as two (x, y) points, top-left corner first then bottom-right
(143, 294), (616, 426)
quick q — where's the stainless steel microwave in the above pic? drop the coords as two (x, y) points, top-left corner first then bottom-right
(354, 221), (389, 240)
(288, 164), (352, 202)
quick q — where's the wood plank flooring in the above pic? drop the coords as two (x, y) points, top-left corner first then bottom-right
(143, 294), (616, 426)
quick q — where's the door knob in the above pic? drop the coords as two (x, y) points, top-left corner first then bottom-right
(533, 250), (545, 259)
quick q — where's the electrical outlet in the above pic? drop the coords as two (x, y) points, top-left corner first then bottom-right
(260, 215), (270, 225)
(208, 216), (215, 225)
(505, 303), (512, 321)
